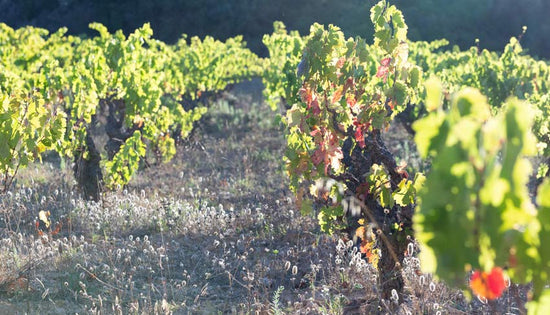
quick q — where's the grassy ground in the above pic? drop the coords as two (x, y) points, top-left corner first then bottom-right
(0, 79), (530, 314)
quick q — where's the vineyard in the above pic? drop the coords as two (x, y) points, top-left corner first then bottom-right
(0, 0), (549, 314)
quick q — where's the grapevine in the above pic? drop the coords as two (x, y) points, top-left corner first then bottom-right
(277, 0), (422, 298)
(414, 79), (550, 312)
(0, 22), (262, 199)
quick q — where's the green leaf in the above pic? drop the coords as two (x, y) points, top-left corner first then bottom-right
(370, 1), (385, 27)
(527, 289), (550, 315)
(409, 66), (421, 88)
(286, 105), (303, 128)
(452, 88), (491, 121)
(0, 138), (11, 162)
(424, 77), (443, 112)
(393, 178), (414, 206)
(413, 112), (447, 158)
(392, 80), (408, 106)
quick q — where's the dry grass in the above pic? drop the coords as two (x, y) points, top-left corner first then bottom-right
(0, 79), (530, 314)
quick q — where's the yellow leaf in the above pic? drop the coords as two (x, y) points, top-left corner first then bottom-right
(36, 142), (46, 154)
(38, 210), (51, 228)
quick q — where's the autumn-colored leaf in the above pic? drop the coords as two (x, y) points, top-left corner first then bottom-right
(51, 221), (63, 236)
(359, 239), (370, 254)
(353, 121), (370, 148)
(310, 127), (343, 175)
(396, 160), (409, 179)
(355, 226), (366, 239)
(133, 115), (145, 128)
(309, 98), (321, 115)
(355, 219), (379, 268)
(388, 99), (397, 110)
(299, 86), (313, 104)
(469, 267), (507, 300)
(360, 239), (379, 268)
(356, 182), (370, 201)
(376, 66), (389, 81)
(39, 210), (51, 228)
(335, 57), (346, 69)
(376, 57), (392, 82)
(300, 86), (321, 115)
(346, 95), (357, 108)
(35, 221), (44, 237)
(355, 127), (365, 148)
(332, 87), (343, 104)
(36, 142), (46, 154)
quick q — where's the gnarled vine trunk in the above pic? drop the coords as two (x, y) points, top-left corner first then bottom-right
(104, 99), (133, 160)
(73, 133), (102, 201)
(341, 130), (413, 300)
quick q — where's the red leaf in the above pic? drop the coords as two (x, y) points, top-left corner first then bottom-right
(300, 87), (321, 115)
(376, 66), (389, 81)
(353, 121), (370, 148)
(396, 161), (409, 179)
(355, 127), (365, 148)
(380, 57), (391, 66)
(470, 267), (507, 300)
(388, 99), (396, 110)
(376, 58), (392, 83)
(299, 87), (312, 104)
(336, 57), (346, 69)
(310, 127), (321, 138)
(310, 98), (321, 115)
(310, 127), (342, 175)
(346, 95), (356, 108)
(51, 221), (63, 236)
